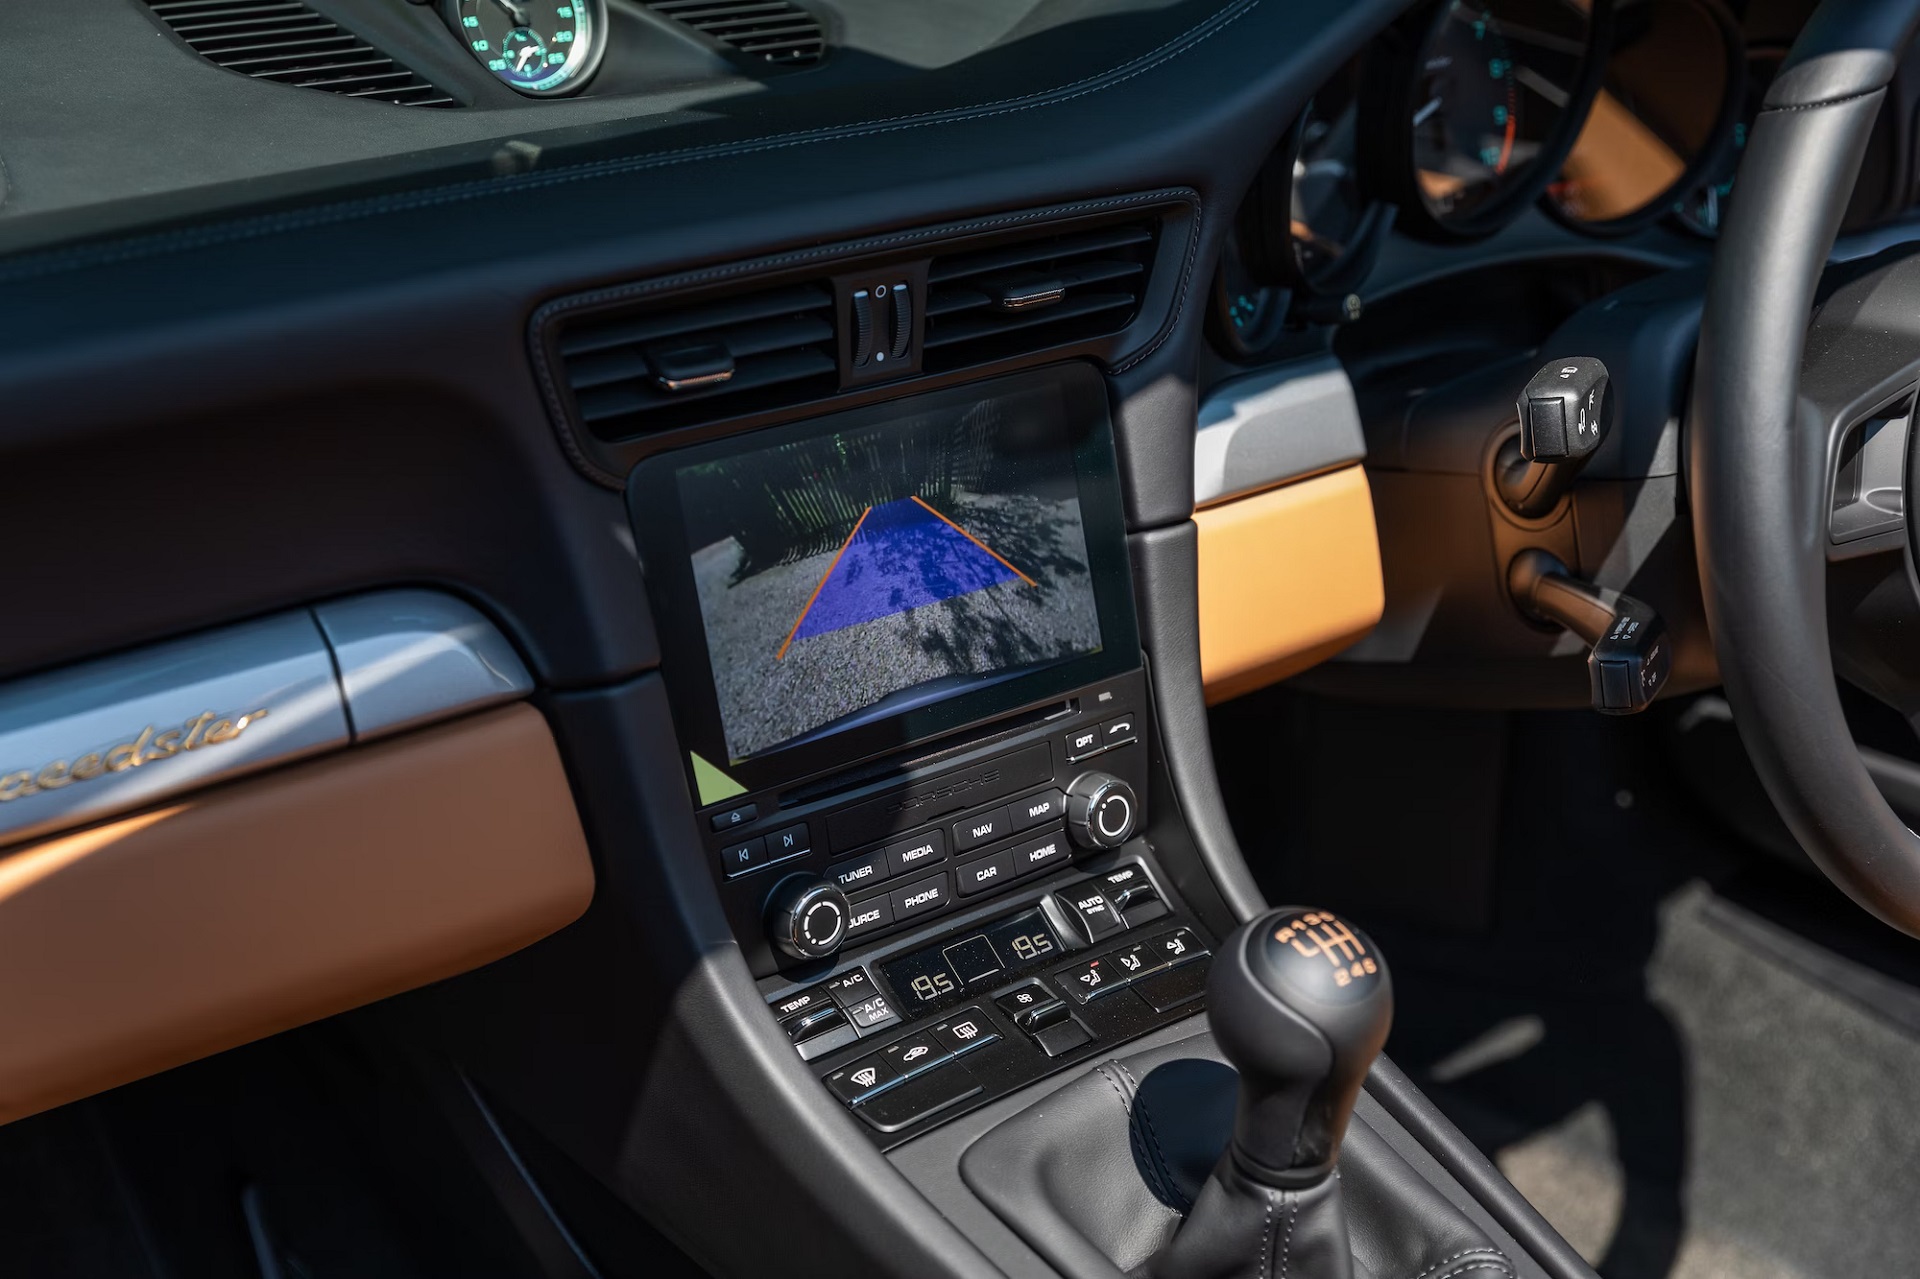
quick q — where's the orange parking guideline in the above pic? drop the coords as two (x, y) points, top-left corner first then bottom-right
(910, 495), (1037, 587)
(777, 505), (872, 660)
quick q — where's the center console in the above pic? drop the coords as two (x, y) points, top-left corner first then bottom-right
(628, 362), (1223, 1144)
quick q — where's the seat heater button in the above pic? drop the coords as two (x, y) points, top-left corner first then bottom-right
(888, 873), (952, 922)
(1008, 789), (1064, 831)
(823, 967), (879, 1008)
(951, 806), (1011, 852)
(881, 1031), (953, 1077)
(956, 850), (1014, 897)
(1144, 927), (1208, 967)
(1059, 956), (1120, 1004)
(1010, 829), (1070, 877)
(1106, 943), (1168, 982)
(845, 895), (893, 938)
(718, 836), (767, 877)
(826, 1053), (900, 1105)
(931, 1007), (997, 1055)
(884, 830), (946, 877)
(825, 849), (889, 894)
(1058, 888), (1126, 942)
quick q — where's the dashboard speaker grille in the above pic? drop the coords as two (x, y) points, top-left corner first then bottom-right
(646, 0), (828, 67)
(556, 282), (839, 439)
(143, 0), (459, 107)
(923, 222), (1157, 373)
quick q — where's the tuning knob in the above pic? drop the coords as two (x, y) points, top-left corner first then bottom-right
(1065, 771), (1138, 850)
(767, 875), (851, 961)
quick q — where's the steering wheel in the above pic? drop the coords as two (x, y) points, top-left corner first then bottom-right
(1691, 0), (1920, 935)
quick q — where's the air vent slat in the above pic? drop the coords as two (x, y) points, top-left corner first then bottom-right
(140, 0), (459, 107)
(644, 0), (826, 67)
(921, 219), (1158, 372)
(557, 285), (832, 358)
(928, 226), (1155, 285)
(575, 348), (838, 424)
(566, 315), (834, 391)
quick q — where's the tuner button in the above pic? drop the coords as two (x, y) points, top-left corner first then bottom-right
(767, 875), (852, 962)
(1065, 772), (1138, 850)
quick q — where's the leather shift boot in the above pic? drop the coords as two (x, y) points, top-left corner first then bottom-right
(962, 1034), (1514, 1279)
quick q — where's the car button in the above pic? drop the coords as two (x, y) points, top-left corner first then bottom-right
(709, 802), (758, 832)
(825, 849), (889, 895)
(768, 984), (834, 1022)
(1062, 725), (1104, 762)
(1059, 956), (1120, 1003)
(1098, 713), (1138, 749)
(884, 830), (946, 877)
(889, 873), (952, 922)
(825, 1054), (900, 1105)
(1008, 789), (1064, 831)
(824, 967), (879, 1008)
(1057, 887), (1126, 942)
(931, 1007), (998, 1055)
(845, 894), (893, 938)
(956, 850), (1014, 897)
(767, 822), (811, 860)
(1010, 829), (1071, 877)
(951, 806), (1011, 852)
(718, 836), (766, 877)
(881, 1031), (953, 1077)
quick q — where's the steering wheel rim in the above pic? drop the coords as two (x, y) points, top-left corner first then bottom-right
(1689, 0), (1920, 935)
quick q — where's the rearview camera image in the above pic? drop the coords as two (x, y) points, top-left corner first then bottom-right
(679, 390), (1104, 761)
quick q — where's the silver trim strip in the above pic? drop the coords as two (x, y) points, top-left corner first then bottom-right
(0, 592), (533, 850)
(1194, 357), (1367, 508)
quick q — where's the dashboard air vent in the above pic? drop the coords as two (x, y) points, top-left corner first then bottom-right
(646, 0), (827, 67)
(556, 283), (838, 439)
(144, 0), (459, 107)
(924, 222), (1157, 372)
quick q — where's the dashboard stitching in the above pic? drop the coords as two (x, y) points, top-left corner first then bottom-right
(523, 190), (1203, 488)
(0, 0), (1257, 285)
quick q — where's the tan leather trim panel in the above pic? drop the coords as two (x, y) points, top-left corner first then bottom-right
(1195, 465), (1385, 704)
(0, 703), (592, 1126)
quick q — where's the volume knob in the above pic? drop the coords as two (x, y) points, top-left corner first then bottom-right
(1065, 771), (1139, 850)
(767, 875), (852, 961)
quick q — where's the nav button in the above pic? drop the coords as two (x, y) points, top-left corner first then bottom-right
(951, 806), (1011, 852)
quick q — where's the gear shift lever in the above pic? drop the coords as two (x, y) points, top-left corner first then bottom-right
(1209, 908), (1392, 1183)
(1144, 908), (1392, 1279)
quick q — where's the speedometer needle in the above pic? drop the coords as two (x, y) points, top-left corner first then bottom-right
(514, 43), (542, 71)
(490, 0), (532, 28)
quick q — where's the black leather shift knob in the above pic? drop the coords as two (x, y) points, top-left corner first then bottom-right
(1206, 907), (1392, 1185)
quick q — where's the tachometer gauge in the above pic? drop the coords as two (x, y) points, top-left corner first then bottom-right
(1674, 50), (1782, 238)
(447, 0), (606, 97)
(1381, 0), (1606, 238)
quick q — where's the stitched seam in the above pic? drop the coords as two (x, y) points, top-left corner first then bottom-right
(1425, 1264), (1514, 1279)
(1114, 1062), (1191, 1212)
(1259, 1191), (1274, 1279)
(525, 189), (1200, 487)
(0, 0), (1259, 286)
(1760, 87), (1885, 113)
(1279, 1193), (1297, 1279)
(1403, 1250), (1513, 1279)
(1093, 1062), (1183, 1217)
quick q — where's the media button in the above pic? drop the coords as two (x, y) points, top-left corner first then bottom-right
(718, 836), (767, 877)
(1062, 725), (1104, 762)
(845, 894), (894, 938)
(709, 802), (758, 832)
(889, 873), (952, 923)
(767, 822), (811, 860)
(1010, 829), (1070, 877)
(951, 806), (1011, 852)
(826, 1053), (900, 1105)
(956, 850), (1014, 897)
(1009, 788), (1064, 831)
(884, 830), (946, 877)
(825, 849), (889, 894)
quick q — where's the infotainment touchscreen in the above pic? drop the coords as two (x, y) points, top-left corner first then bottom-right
(628, 364), (1139, 803)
